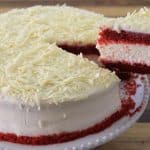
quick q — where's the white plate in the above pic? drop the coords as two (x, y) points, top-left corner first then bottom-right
(0, 75), (149, 150)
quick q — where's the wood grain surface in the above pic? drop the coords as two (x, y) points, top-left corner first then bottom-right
(96, 123), (150, 150)
(0, 3), (149, 150)
(0, 0), (150, 6)
(0, 4), (148, 17)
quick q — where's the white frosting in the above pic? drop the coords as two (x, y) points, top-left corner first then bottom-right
(97, 43), (150, 65)
(0, 83), (120, 136)
(107, 7), (150, 33)
(0, 5), (105, 46)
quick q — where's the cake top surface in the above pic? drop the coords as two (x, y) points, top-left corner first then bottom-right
(0, 42), (119, 105)
(109, 7), (150, 33)
(0, 5), (105, 46)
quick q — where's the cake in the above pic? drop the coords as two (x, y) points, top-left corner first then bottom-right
(0, 6), (136, 145)
(97, 7), (150, 74)
(0, 5), (107, 56)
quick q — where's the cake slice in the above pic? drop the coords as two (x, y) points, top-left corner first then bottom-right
(97, 7), (150, 74)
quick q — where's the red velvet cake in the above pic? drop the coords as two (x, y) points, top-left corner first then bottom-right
(97, 8), (150, 74)
(0, 5), (145, 146)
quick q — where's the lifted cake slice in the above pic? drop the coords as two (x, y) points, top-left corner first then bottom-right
(97, 7), (150, 74)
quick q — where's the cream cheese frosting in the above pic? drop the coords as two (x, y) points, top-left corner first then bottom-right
(0, 5), (105, 46)
(0, 43), (119, 105)
(109, 7), (150, 33)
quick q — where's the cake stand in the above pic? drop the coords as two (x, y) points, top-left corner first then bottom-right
(0, 74), (149, 150)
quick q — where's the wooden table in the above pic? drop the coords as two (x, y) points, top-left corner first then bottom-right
(96, 123), (150, 150)
(0, 2), (149, 150)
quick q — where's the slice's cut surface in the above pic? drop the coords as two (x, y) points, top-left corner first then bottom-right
(97, 8), (150, 73)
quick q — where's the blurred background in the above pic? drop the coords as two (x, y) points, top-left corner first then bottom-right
(0, 0), (150, 16)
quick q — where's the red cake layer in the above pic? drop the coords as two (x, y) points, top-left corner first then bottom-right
(98, 28), (150, 45)
(0, 76), (140, 145)
(100, 59), (150, 74)
(58, 44), (100, 55)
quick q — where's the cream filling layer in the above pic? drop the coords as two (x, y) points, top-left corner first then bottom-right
(0, 83), (120, 136)
(97, 43), (150, 65)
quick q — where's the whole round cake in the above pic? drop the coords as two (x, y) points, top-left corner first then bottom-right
(0, 5), (136, 145)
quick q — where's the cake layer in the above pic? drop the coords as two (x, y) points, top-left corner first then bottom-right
(100, 59), (150, 74)
(97, 43), (150, 65)
(97, 43), (150, 73)
(98, 28), (150, 45)
(0, 83), (120, 136)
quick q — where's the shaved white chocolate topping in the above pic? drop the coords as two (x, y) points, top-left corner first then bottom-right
(0, 5), (119, 105)
(0, 43), (119, 105)
(0, 5), (105, 46)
